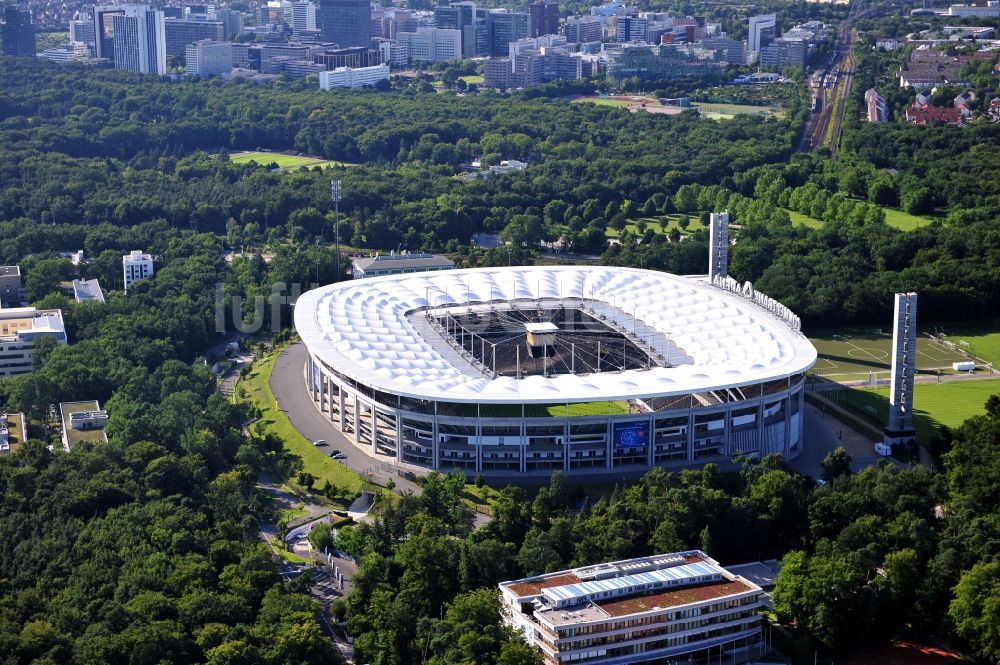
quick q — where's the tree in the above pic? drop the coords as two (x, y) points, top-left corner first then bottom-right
(820, 447), (852, 484)
(949, 562), (1000, 662)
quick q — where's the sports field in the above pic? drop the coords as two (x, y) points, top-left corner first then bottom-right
(935, 325), (1000, 366)
(571, 95), (657, 108)
(692, 102), (784, 120)
(828, 378), (1000, 442)
(809, 329), (980, 383)
(227, 151), (352, 170)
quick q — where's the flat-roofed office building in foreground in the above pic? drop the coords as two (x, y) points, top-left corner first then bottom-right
(0, 307), (67, 376)
(500, 551), (763, 665)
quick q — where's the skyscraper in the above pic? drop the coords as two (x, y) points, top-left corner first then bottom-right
(110, 6), (166, 74)
(528, 0), (558, 37)
(487, 10), (529, 56)
(2, 5), (36, 57)
(747, 13), (776, 64)
(318, 0), (371, 47)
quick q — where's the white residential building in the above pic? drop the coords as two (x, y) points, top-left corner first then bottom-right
(396, 27), (462, 62)
(501, 551), (764, 665)
(0, 308), (68, 376)
(186, 39), (233, 75)
(123, 250), (154, 291)
(319, 64), (390, 88)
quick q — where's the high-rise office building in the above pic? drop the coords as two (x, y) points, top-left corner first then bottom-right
(94, 5), (125, 60)
(318, 0), (371, 47)
(397, 26), (461, 62)
(290, 1), (316, 36)
(70, 12), (97, 53)
(462, 21), (488, 57)
(563, 16), (601, 43)
(528, 0), (558, 37)
(2, 5), (36, 57)
(747, 13), (775, 63)
(110, 6), (166, 74)
(487, 10), (529, 56)
(211, 8), (244, 39)
(434, 2), (474, 30)
(163, 17), (223, 57)
(185, 38), (232, 74)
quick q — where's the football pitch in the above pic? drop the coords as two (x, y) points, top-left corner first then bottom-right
(227, 151), (352, 170)
(808, 329), (981, 383)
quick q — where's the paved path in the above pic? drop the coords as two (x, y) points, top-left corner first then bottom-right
(270, 343), (423, 495)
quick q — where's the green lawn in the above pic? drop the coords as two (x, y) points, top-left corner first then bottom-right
(227, 151), (354, 171)
(236, 350), (364, 496)
(571, 97), (638, 108)
(786, 209), (824, 229)
(881, 207), (933, 231)
(833, 379), (1000, 442)
(459, 74), (484, 84)
(692, 102), (784, 120)
(786, 207), (932, 232)
(605, 214), (706, 239)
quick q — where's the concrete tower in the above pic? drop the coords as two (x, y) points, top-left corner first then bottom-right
(884, 292), (917, 447)
(709, 211), (730, 284)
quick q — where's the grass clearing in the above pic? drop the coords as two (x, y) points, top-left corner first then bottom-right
(227, 151), (354, 171)
(829, 379), (1000, 442)
(881, 207), (934, 231)
(786, 206), (935, 232)
(235, 350), (364, 496)
(605, 214), (707, 239)
(786, 209), (824, 229)
(459, 74), (484, 84)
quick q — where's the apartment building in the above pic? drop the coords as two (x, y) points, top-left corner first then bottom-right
(123, 250), (154, 291)
(500, 551), (763, 665)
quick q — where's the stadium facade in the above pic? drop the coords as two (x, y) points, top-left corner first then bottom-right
(294, 266), (816, 477)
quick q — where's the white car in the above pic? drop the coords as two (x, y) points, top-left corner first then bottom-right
(313, 439), (326, 446)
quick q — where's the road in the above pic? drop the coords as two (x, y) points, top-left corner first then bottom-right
(270, 343), (424, 495)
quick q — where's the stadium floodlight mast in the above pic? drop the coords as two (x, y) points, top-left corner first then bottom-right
(331, 180), (342, 281)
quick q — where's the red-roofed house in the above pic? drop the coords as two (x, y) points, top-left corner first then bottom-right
(904, 102), (967, 125)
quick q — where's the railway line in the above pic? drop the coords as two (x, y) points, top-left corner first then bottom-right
(799, 0), (875, 155)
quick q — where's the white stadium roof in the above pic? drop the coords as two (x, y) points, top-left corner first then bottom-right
(294, 266), (816, 404)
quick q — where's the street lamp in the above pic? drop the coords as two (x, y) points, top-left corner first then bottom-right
(331, 180), (342, 281)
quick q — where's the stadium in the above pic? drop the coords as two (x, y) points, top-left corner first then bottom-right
(294, 266), (817, 478)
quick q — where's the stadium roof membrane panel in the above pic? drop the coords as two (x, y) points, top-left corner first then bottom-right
(295, 266), (816, 404)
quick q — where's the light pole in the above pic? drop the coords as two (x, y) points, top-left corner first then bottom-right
(331, 180), (342, 281)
